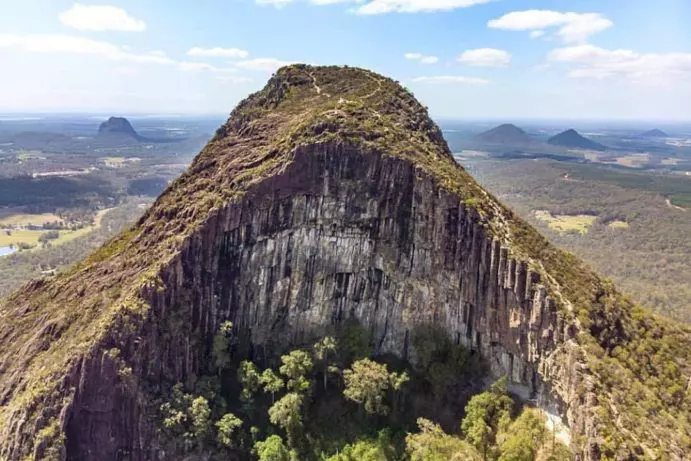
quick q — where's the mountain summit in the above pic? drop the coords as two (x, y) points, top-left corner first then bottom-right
(547, 128), (607, 151)
(640, 128), (668, 138)
(97, 116), (143, 140)
(0, 65), (688, 460)
(475, 123), (535, 145)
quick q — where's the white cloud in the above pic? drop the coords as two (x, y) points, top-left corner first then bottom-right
(457, 48), (511, 67)
(355, 0), (492, 15)
(405, 52), (439, 64)
(178, 61), (219, 72)
(187, 47), (249, 59)
(0, 33), (173, 64)
(488, 10), (613, 43)
(420, 56), (439, 64)
(235, 58), (295, 71)
(256, 0), (491, 13)
(412, 75), (489, 84)
(530, 30), (545, 39)
(178, 62), (243, 74)
(59, 3), (146, 32)
(256, 0), (294, 7)
(0, 33), (254, 80)
(217, 76), (254, 84)
(548, 44), (691, 83)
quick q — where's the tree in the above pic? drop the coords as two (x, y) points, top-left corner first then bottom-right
(326, 440), (387, 461)
(189, 396), (212, 442)
(268, 392), (304, 447)
(279, 350), (313, 393)
(255, 435), (294, 461)
(212, 321), (233, 373)
(389, 370), (409, 414)
(343, 358), (391, 415)
(461, 377), (514, 460)
(327, 430), (395, 461)
(313, 336), (337, 390)
(160, 383), (191, 436)
(216, 412), (243, 448)
(339, 322), (372, 362)
(406, 418), (481, 461)
(260, 368), (285, 403)
(238, 360), (261, 402)
(498, 409), (546, 461)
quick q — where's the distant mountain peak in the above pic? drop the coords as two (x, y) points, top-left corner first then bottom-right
(547, 128), (607, 151)
(640, 129), (668, 138)
(475, 123), (534, 145)
(98, 116), (142, 140)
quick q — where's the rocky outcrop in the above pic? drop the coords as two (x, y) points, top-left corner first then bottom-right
(0, 65), (688, 461)
(97, 116), (143, 141)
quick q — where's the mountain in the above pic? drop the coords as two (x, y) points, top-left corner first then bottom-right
(640, 128), (669, 138)
(475, 123), (535, 145)
(547, 128), (607, 151)
(97, 116), (143, 140)
(1, 65), (689, 460)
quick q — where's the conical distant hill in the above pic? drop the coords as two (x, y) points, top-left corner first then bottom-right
(640, 129), (668, 138)
(475, 123), (535, 144)
(548, 128), (607, 151)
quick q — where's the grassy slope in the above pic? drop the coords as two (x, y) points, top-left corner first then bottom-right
(0, 65), (688, 459)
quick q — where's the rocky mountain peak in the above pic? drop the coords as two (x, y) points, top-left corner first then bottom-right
(0, 65), (689, 461)
(98, 116), (142, 140)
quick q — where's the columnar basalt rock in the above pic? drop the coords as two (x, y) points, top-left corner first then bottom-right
(0, 65), (688, 461)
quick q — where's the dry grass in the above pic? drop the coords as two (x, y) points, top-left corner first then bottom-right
(534, 210), (596, 235)
(0, 213), (63, 227)
(608, 220), (630, 229)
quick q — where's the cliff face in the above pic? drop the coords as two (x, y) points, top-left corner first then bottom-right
(0, 65), (688, 461)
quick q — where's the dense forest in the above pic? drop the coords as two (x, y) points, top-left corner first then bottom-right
(465, 158), (691, 321)
(151, 321), (570, 460)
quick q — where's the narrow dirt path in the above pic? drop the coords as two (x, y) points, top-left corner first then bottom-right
(361, 74), (383, 100)
(666, 198), (687, 212)
(307, 70), (330, 97)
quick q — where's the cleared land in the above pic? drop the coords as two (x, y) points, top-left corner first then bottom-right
(534, 210), (597, 235)
(0, 213), (63, 227)
(0, 208), (113, 249)
(608, 220), (630, 229)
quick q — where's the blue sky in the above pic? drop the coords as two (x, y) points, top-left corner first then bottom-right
(0, 0), (689, 120)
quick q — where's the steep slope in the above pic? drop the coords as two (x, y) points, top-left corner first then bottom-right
(475, 123), (535, 145)
(548, 129), (607, 151)
(0, 65), (689, 460)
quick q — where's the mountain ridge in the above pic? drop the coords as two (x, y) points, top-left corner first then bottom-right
(0, 65), (688, 460)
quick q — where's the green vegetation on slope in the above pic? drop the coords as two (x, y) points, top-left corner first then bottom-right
(155, 322), (569, 461)
(466, 158), (691, 321)
(0, 65), (688, 460)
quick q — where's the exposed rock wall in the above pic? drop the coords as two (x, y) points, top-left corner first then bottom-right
(54, 143), (595, 460)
